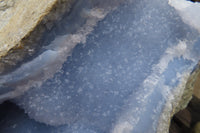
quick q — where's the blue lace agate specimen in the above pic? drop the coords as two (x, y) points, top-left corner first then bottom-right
(0, 0), (200, 133)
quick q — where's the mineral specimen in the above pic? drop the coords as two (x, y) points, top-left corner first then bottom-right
(0, 0), (200, 133)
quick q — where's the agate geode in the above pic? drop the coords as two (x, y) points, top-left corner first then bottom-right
(0, 0), (200, 133)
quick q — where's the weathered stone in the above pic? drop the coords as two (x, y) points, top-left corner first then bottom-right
(0, 0), (75, 74)
(157, 64), (200, 133)
(193, 73), (200, 99)
(0, 0), (14, 11)
(0, 0), (55, 57)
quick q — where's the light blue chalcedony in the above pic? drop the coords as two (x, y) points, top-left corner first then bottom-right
(0, 0), (200, 133)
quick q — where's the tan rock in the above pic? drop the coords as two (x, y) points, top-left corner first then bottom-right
(193, 73), (200, 99)
(0, 0), (74, 74)
(0, 0), (57, 57)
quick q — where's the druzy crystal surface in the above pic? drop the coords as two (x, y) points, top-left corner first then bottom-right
(0, 0), (200, 133)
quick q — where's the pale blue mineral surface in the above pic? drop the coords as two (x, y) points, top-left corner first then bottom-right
(0, 0), (200, 133)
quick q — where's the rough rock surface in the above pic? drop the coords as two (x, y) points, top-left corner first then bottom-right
(193, 73), (200, 99)
(0, 0), (74, 74)
(0, 0), (57, 57)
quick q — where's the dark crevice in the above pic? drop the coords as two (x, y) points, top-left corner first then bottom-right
(190, 0), (200, 2)
(170, 96), (200, 133)
(170, 71), (200, 133)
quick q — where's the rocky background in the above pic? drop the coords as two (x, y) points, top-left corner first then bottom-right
(0, 0), (75, 74)
(170, 73), (200, 133)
